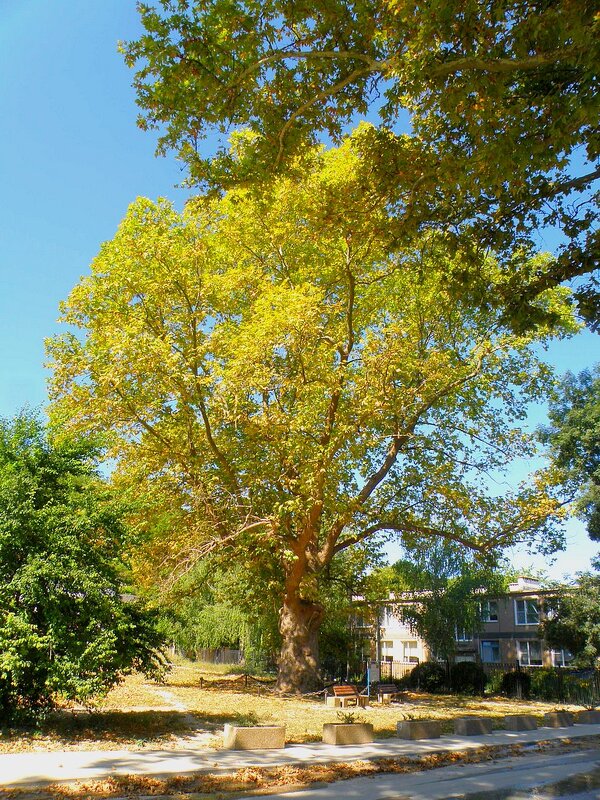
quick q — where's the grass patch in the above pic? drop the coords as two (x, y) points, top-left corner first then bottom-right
(0, 658), (586, 753)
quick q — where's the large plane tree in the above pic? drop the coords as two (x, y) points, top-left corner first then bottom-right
(49, 141), (575, 691)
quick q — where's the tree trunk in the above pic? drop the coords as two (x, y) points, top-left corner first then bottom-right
(276, 593), (324, 693)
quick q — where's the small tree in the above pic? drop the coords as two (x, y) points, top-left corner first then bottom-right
(385, 544), (507, 663)
(156, 558), (280, 670)
(542, 573), (600, 667)
(539, 366), (600, 541)
(0, 415), (166, 721)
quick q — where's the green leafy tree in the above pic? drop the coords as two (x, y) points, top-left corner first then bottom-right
(48, 143), (575, 692)
(157, 558), (280, 670)
(539, 365), (600, 540)
(542, 573), (600, 667)
(0, 414), (166, 722)
(123, 0), (599, 325)
(384, 543), (508, 663)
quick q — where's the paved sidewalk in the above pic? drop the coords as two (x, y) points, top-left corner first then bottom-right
(236, 748), (600, 800)
(1, 723), (599, 789)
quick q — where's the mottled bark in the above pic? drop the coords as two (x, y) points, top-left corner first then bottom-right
(276, 593), (324, 693)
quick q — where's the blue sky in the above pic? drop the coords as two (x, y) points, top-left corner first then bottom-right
(0, 1), (598, 577)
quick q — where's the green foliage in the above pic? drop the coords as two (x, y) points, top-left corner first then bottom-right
(399, 661), (447, 693)
(542, 574), (600, 667)
(485, 670), (504, 696)
(528, 668), (568, 702)
(123, 0), (599, 326)
(527, 668), (600, 706)
(0, 414), (166, 722)
(386, 543), (508, 662)
(449, 662), (487, 696)
(319, 543), (387, 680)
(234, 711), (259, 727)
(499, 670), (531, 699)
(539, 366), (600, 541)
(161, 600), (247, 654)
(156, 558), (280, 671)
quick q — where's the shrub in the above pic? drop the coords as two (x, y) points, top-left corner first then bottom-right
(0, 415), (167, 723)
(529, 668), (566, 701)
(499, 670), (531, 699)
(450, 661), (487, 695)
(399, 661), (447, 693)
(486, 669), (505, 695)
(529, 668), (600, 705)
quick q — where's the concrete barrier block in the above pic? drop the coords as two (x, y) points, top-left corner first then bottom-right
(223, 724), (286, 750)
(576, 710), (600, 724)
(326, 696), (341, 708)
(543, 711), (574, 728)
(322, 723), (374, 745)
(454, 717), (493, 736)
(396, 720), (441, 740)
(504, 714), (538, 731)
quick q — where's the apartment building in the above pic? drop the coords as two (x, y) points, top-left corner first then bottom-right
(377, 576), (572, 669)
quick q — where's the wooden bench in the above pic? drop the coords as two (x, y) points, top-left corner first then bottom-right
(375, 683), (402, 704)
(326, 685), (369, 708)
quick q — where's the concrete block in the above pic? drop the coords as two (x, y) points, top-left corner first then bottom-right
(396, 720), (441, 740)
(504, 714), (538, 731)
(576, 710), (600, 724)
(454, 717), (493, 736)
(326, 696), (342, 708)
(322, 723), (374, 745)
(543, 711), (574, 728)
(223, 724), (286, 750)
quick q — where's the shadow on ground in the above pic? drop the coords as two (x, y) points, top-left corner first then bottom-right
(1, 708), (251, 748)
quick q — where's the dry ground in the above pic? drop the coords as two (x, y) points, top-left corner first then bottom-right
(0, 658), (586, 754)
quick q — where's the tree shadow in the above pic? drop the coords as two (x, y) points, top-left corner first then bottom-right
(2, 708), (244, 748)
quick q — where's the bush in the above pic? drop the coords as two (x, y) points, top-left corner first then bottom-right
(529, 668), (566, 701)
(399, 661), (447, 693)
(529, 668), (600, 705)
(486, 669), (505, 695)
(499, 670), (531, 699)
(450, 661), (487, 695)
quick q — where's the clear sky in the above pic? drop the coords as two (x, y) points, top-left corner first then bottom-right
(1, 1), (598, 578)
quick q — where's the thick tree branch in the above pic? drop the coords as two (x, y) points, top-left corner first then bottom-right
(333, 521), (488, 555)
(197, 399), (240, 492)
(429, 48), (585, 78)
(276, 66), (375, 165)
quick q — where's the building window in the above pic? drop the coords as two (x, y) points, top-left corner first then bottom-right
(480, 640), (500, 663)
(518, 640), (543, 666)
(480, 600), (498, 622)
(551, 649), (573, 667)
(402, 640), (418, 662)
(455, 626), (472, 642)
(515, 599), (539, 625)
